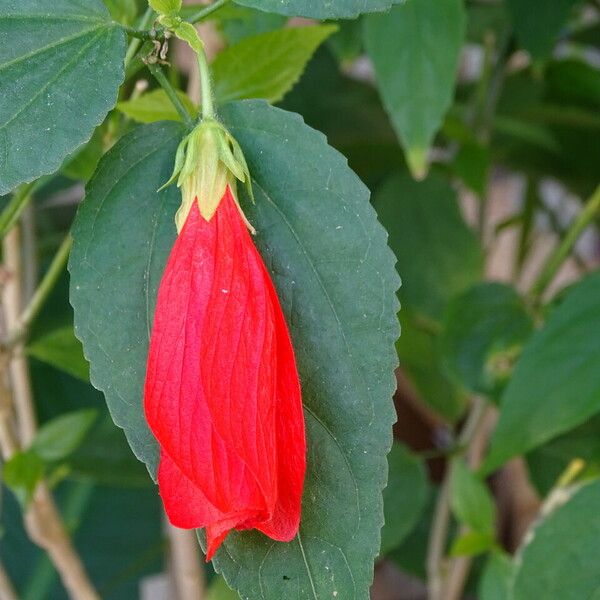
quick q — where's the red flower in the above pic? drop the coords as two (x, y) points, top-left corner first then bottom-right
(144, 187), (306, 561)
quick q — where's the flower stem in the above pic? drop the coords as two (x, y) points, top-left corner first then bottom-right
(147, 63), (194, 128)
(197, 49), (215, 120)
(187, 0), (231, 24)
(0, 181), (46, 240)
(4, 236), (73, 348)
(530, 184), (600, 301)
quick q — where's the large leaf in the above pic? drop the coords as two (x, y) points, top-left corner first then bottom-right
(234, 0), (404, 19)
(0, 0), (126, 194)
(70, 101), (400, 599)
(507, 0), (578, 59)
(212, 25), (337, 105)
(372, 172), (483, 321)
(482, 271), (600, 474)
(364, 0), (466, 178)
(511, 480), (600, 599)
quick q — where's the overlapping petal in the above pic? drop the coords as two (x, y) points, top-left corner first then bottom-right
(144, 187), (305, 560)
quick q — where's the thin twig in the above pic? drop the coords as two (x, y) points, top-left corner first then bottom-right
(124, 7), (155, 68)
(0, 183), (35, 240)
(0, 559), (18, 600)
(1, 229), (100, 599)
(147, 63), (194, 128)
(165, 517), (205, 599)
(530, 184), (600, 301)
(426, 397), (487, 600)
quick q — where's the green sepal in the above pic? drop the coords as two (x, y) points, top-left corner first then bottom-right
(161, 118), (255, 232)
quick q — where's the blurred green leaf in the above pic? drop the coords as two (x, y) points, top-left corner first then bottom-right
(381, 443), (430, 555)
(68, 415), (152, 488)
(103, 0), (137, 24)
(440, 282), (534, 400)
(373, 172), (483, 320)
(450, 458), (495, 534)
(450, 141), (490, 198)
(449, 530), (495, 558)
(364, 0), (465, 178)
(207, 576), (238, 600)
(212, 26), (337, 105)
(117, 89), (198, 124)
(397, 311), (468, 422)
(511, 480), (600, 599)
(483, 271), (600, 474)
(507, 0), (578, 58)
(327, 18), (364, 64)
(526, 414), (600, 496)
(148, 0), (181, 16)
(545, 59), (600, 109)
(3, 451), (44, 507)
(479, 551), (514, 600)
(27, 326), (90, 382)
(62, 126), (105, 182)
(214, 6), (286, 44)
(32, 409), (97, 462)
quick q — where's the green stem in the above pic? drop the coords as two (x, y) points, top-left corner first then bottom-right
(197, 50), (215, 120)
(147, 63), (194, 128)
(0, 179), (49, 240)
(124, 8), (155, 68)
(531, 185), (600, 301)
(187, 0), (231, 24)
(5, 236), (73, 347)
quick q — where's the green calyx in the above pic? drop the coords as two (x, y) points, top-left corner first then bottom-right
(161, 118), (254, 232)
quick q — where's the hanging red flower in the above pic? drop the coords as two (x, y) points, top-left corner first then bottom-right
(144, 120), (306, 561)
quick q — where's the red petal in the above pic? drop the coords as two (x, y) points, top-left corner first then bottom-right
(144, 188), (306, 559)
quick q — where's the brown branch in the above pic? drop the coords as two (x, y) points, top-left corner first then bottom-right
(165, 517), (206, 599)
(0, 226), (100, 600)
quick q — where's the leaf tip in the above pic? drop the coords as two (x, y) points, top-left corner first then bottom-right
(406, 147), (429, 181)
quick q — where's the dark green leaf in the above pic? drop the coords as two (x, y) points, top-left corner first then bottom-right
(214, 6), (287, 44)
(3, 451), (44, 507)
(327, 19), (364, 65)
(372, 172), (483, 320)
(440, 283), (534, 400)
(70, 101), (400, 598)
(234, 0), (405, 19)
(397, 310), (467, 422)
(482, 271), (600, 474)
(526, 415), (600, 496)
(0, 0), (126, 194)
(545, 59), (600, 109)
(381, 443), (429, 555)
(479, 551), (514, 600)
(32, 409), (97, 462)
(68, 415), (153, 488)
(511, 480), (600, 599)
(212, 26), (337, 105)
(449, 530), (495, 557)
(450, 142), (490, 198)
(507, 0), (578, 58)
(62, 126), (105, 182)
(27, 325), (90, 382)
(117, 89), (198, 124)
(364, 0), (465, 178)
(450, 458), (495, 534)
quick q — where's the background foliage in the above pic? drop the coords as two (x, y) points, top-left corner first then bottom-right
(1, 0), (600, 598)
